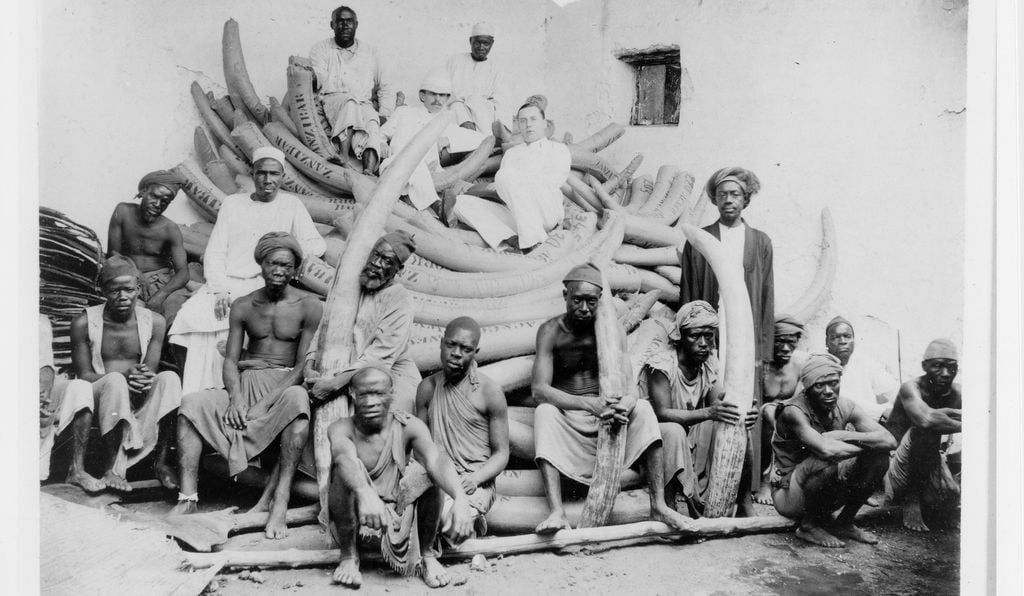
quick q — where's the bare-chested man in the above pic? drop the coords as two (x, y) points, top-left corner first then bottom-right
(107, 170), (190, 322)
(643, 301), (758, 517)
(884, 338), (962, 532)
(754, 314), (808, 504)
(415, 316), (509, 545)
(531, 263), (694, 534)
(171, 232), (321, 539)
(69, 255), (182, 491)
(328, 366), (474, 589)
(770, 353), (896, 548)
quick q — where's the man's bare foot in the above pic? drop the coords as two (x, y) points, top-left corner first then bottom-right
(247, 495), (272, 514)
(264, 503), (289, 539)
(168, 500), (198, 516)
(332, 557), (362, 588)
(831, 522), (880, 544)
(753, 484), (774, 505)
(902, 501), (931, 532)
(66, 470), (106, 493)
(795, 522), (845, 548)
(652, 504), (697, 532)
(100, 471), (132, 492)
(155, 463), (179, 491)
(535, 510), (572, 534)
(420, 556), (451, 589)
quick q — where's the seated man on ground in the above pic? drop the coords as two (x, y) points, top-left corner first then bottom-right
(305, 231), (421, 415)
(641, 300), (758, 517)
(309, 5), (396, 174)
(531, 263), (694, 534)
(415, 316), (510, 544)
(168, 147), (326, 394)
(379, 68), (485, 214)
(106, 170), (191, 325)
(770, 353), (897, 547)
(328, 366), (475, 589)
(39, 314), (101, 490)
(171, 233), (322, 539)
(884, 338), (962, 532)
(69, 255), (182, 491)
(454, 100), (570, 250)
(754, 314), (808, 504)
(446, 21), (506, 132)
(825, 315), (899, 422)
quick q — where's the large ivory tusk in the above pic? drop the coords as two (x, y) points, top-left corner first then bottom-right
(175, 158), (224, 222)
(268, 96), (299, 137)
(782, 208), (838, 323)
(433, 135), (496, 191)
(613, 244), (679, 267)
(190, 82), (245, 158)
(193, 126), (220, 167)
(222, 19), (270, 125)
(570, 123), (626, 153)
(624, 174), (654, 213)
(285, 56), (345, 164)
(679, 224), (755, 518)
(312, 111), (456, 533)
(262, 121), (353, 194)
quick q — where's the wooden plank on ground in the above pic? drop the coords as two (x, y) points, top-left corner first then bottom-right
(41, 494), (221, 596)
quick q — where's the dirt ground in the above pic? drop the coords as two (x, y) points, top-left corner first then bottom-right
(204, 505), (959, 596)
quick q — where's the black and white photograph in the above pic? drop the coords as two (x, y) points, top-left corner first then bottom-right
(16, 0), (1024, 594)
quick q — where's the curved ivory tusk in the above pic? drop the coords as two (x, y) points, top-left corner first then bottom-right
(262, 121), (353, 194)
(570, 123), (626, 153)
(782, 208), (838, 323)
(222, 19), (270, 125)
(230, 120), (330, 197)
(679, 224), (755, 518)
(285, 57), (346, 164)
(433, 136), (496, 192)
(312, 110), (456, 533)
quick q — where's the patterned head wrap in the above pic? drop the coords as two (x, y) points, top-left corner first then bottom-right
(799, 352), (844, 388)
(669, 300), (719, 341)
(253, 231), (303, 266)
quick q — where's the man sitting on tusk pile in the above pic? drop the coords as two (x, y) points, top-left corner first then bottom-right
(379, 68), (485, 215)
(415, 316), (510, 547)
(770, 353), (896, 548)
(530, 263), (695, 534)
(641, 300), (759, 517)
(171, 232), (321, 540)
(304, 231), (421, 415)
(451, 97), (571, 250)
(446, 21), (507, 134)
(310, 5), (396, 175)
(105, 170), (192, 327)
(167, 147), (326, 395)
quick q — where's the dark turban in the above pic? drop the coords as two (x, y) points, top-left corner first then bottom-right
(923, 338), (958, 362)
(379, 230), (416, 264)
(563, 263), (603, 289)
(799, 352), (844, 388)
(704, 167), (761, 201)
(670, 300), (718, 341)
(253, 231), (303, 266)
(98, 254), (141, 286)
(774, 314), (804, 337)
(825, 315), (853, 337)
(137, 170), (185, 195)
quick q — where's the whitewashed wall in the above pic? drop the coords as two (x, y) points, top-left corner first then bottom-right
(541, 0), (967, 376)
(38, 0), (966, 377)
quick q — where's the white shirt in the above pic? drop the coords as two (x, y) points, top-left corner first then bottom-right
(446, 53), (505, 117)
(203, 192), (326, 295)
(309, 38), (396, 118)
(840, 351), (900, 420)
(494, 138), (572, 248)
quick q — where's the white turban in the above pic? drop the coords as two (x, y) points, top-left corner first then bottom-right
(471, 21), (495, 38)
(252, 146), (286, 167)
(420, 68), (453, 95)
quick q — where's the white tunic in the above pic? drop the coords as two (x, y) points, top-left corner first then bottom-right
(493, 138), (571, 249)
(309, 38), (396, 118)
(446, 53), (506, 131)
(840, 351), (900, 420)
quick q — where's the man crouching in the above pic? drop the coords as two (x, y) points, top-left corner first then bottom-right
(170, 232), (322, 540)
(328, 366), (474, 589)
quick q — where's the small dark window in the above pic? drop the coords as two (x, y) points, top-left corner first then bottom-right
(616, 45), (681, 126)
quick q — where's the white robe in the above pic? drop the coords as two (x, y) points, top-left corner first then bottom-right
(446, 53), (505, 131)
(492, 138), (571, 248)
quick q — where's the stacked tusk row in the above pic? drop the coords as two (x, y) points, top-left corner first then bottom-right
(174, 19), (839, 524)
